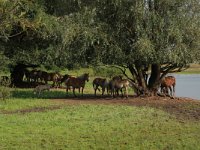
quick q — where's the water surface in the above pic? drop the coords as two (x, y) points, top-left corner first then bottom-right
(172, 74), (200, 100)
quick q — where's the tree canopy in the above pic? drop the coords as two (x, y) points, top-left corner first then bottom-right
(0, 0), (200, 94)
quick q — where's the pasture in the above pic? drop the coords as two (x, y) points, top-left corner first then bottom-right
(0, 67), (200, 149)
(0, 84), (200, 149)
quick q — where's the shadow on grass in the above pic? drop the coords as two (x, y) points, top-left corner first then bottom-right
(12, 90), (67, 99)
(11, 88), (134, 100)
(11, 89), (124, 100)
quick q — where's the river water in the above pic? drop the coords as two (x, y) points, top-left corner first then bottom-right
(172, 74), (200, 100)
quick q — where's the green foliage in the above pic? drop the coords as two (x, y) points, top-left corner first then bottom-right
(0, 86), (12, 101)
(0, 0), (200, 92)
(93, 66), (123, 78)
(0, 0), (62, 66)
(0, 51), (10, 72)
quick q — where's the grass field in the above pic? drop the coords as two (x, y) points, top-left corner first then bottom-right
(0, 65), (200, 149)
(1, 100), (200, 149)
(0, 87), (200, 150)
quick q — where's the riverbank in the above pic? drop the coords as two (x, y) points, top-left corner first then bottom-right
(178, 64), (200, 74)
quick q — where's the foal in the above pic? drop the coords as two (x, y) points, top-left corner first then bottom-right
(33, 84), (51, 97)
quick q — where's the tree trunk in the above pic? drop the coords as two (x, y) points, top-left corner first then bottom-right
(148, 64), (161, 96)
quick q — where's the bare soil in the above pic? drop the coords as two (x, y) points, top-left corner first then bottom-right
(2, 96), (200, 122)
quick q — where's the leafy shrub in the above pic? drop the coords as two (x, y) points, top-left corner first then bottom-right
(0, 86), (12, 101)
(93, 66), (122, 78)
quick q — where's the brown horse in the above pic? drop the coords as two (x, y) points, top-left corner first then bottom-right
(160, 76), (176, 97)
(65, 73), (89, 97)
(93, 77), (108, 96)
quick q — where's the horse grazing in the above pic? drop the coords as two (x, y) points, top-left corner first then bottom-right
(160, 76), (176, 97)
(110, 78), (130, 98)
(33, 84), (51, 97)
(93, 77), (108, 96)
(65, 73), (89, 97)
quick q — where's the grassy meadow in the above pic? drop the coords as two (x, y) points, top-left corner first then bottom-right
(0, 65), (200, 149)
(1, 95), (200, 150)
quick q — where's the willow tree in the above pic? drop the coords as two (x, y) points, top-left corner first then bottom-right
(61, 0), (200, 95)
(0, 0), (61, 68)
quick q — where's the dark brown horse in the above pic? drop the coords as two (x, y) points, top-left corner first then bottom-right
(65, 73), (89, 97)
(93, 77), (108, 96)
(160, 76), (176, 97)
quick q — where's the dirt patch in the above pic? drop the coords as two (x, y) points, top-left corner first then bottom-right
(1, 96), (200, 121)
(51, 96), (200, 121)
(1, 106), (61, 115)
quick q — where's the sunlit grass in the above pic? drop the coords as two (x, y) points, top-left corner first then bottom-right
(0, 105), (199, 150)
(0, 66), (200, 149)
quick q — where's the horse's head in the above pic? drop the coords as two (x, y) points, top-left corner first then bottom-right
(84, 73), (89, 82)
(112, 75), (123, 81)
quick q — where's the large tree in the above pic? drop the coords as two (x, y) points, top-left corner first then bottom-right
(0, 0), (200, 95)
(0, 0), (61, 68)
(60, 0), (200, 95)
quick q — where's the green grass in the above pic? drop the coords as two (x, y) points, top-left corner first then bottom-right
(0, 88), (65, 111)
(0, 104), (199, 150)
(0, 97), (57, 112)
(178, 64), (200, 74)
(0, 66), (200, 149)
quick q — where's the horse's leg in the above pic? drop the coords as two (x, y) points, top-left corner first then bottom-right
(162, 87), (168, 96)
(106, 86), (109, 95)
(168, 86), (172, 97)
(173, 84), (175, 97)
(160, 86), (163, 93)
(66, 86), (69, 94)
(116, 89), (119, 96)
(82, 87), (84, 96)
(111, 86), (114, 98)
(73, 87), (76, 97)
(94, 88), (97, 96)
(125, 87), (128, 98)
(120, 88), (123, 97)
(94, 86), (98, 96)
(102, 86), (105, 95)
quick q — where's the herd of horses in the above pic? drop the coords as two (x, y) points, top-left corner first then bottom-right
(93, 75), (176, 98)
(0, 69), (176, 98)
(23, 69), (63, 87)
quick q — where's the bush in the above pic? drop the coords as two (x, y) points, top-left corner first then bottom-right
(0, 86), (12, 101)
(93, 66), (122, 78)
